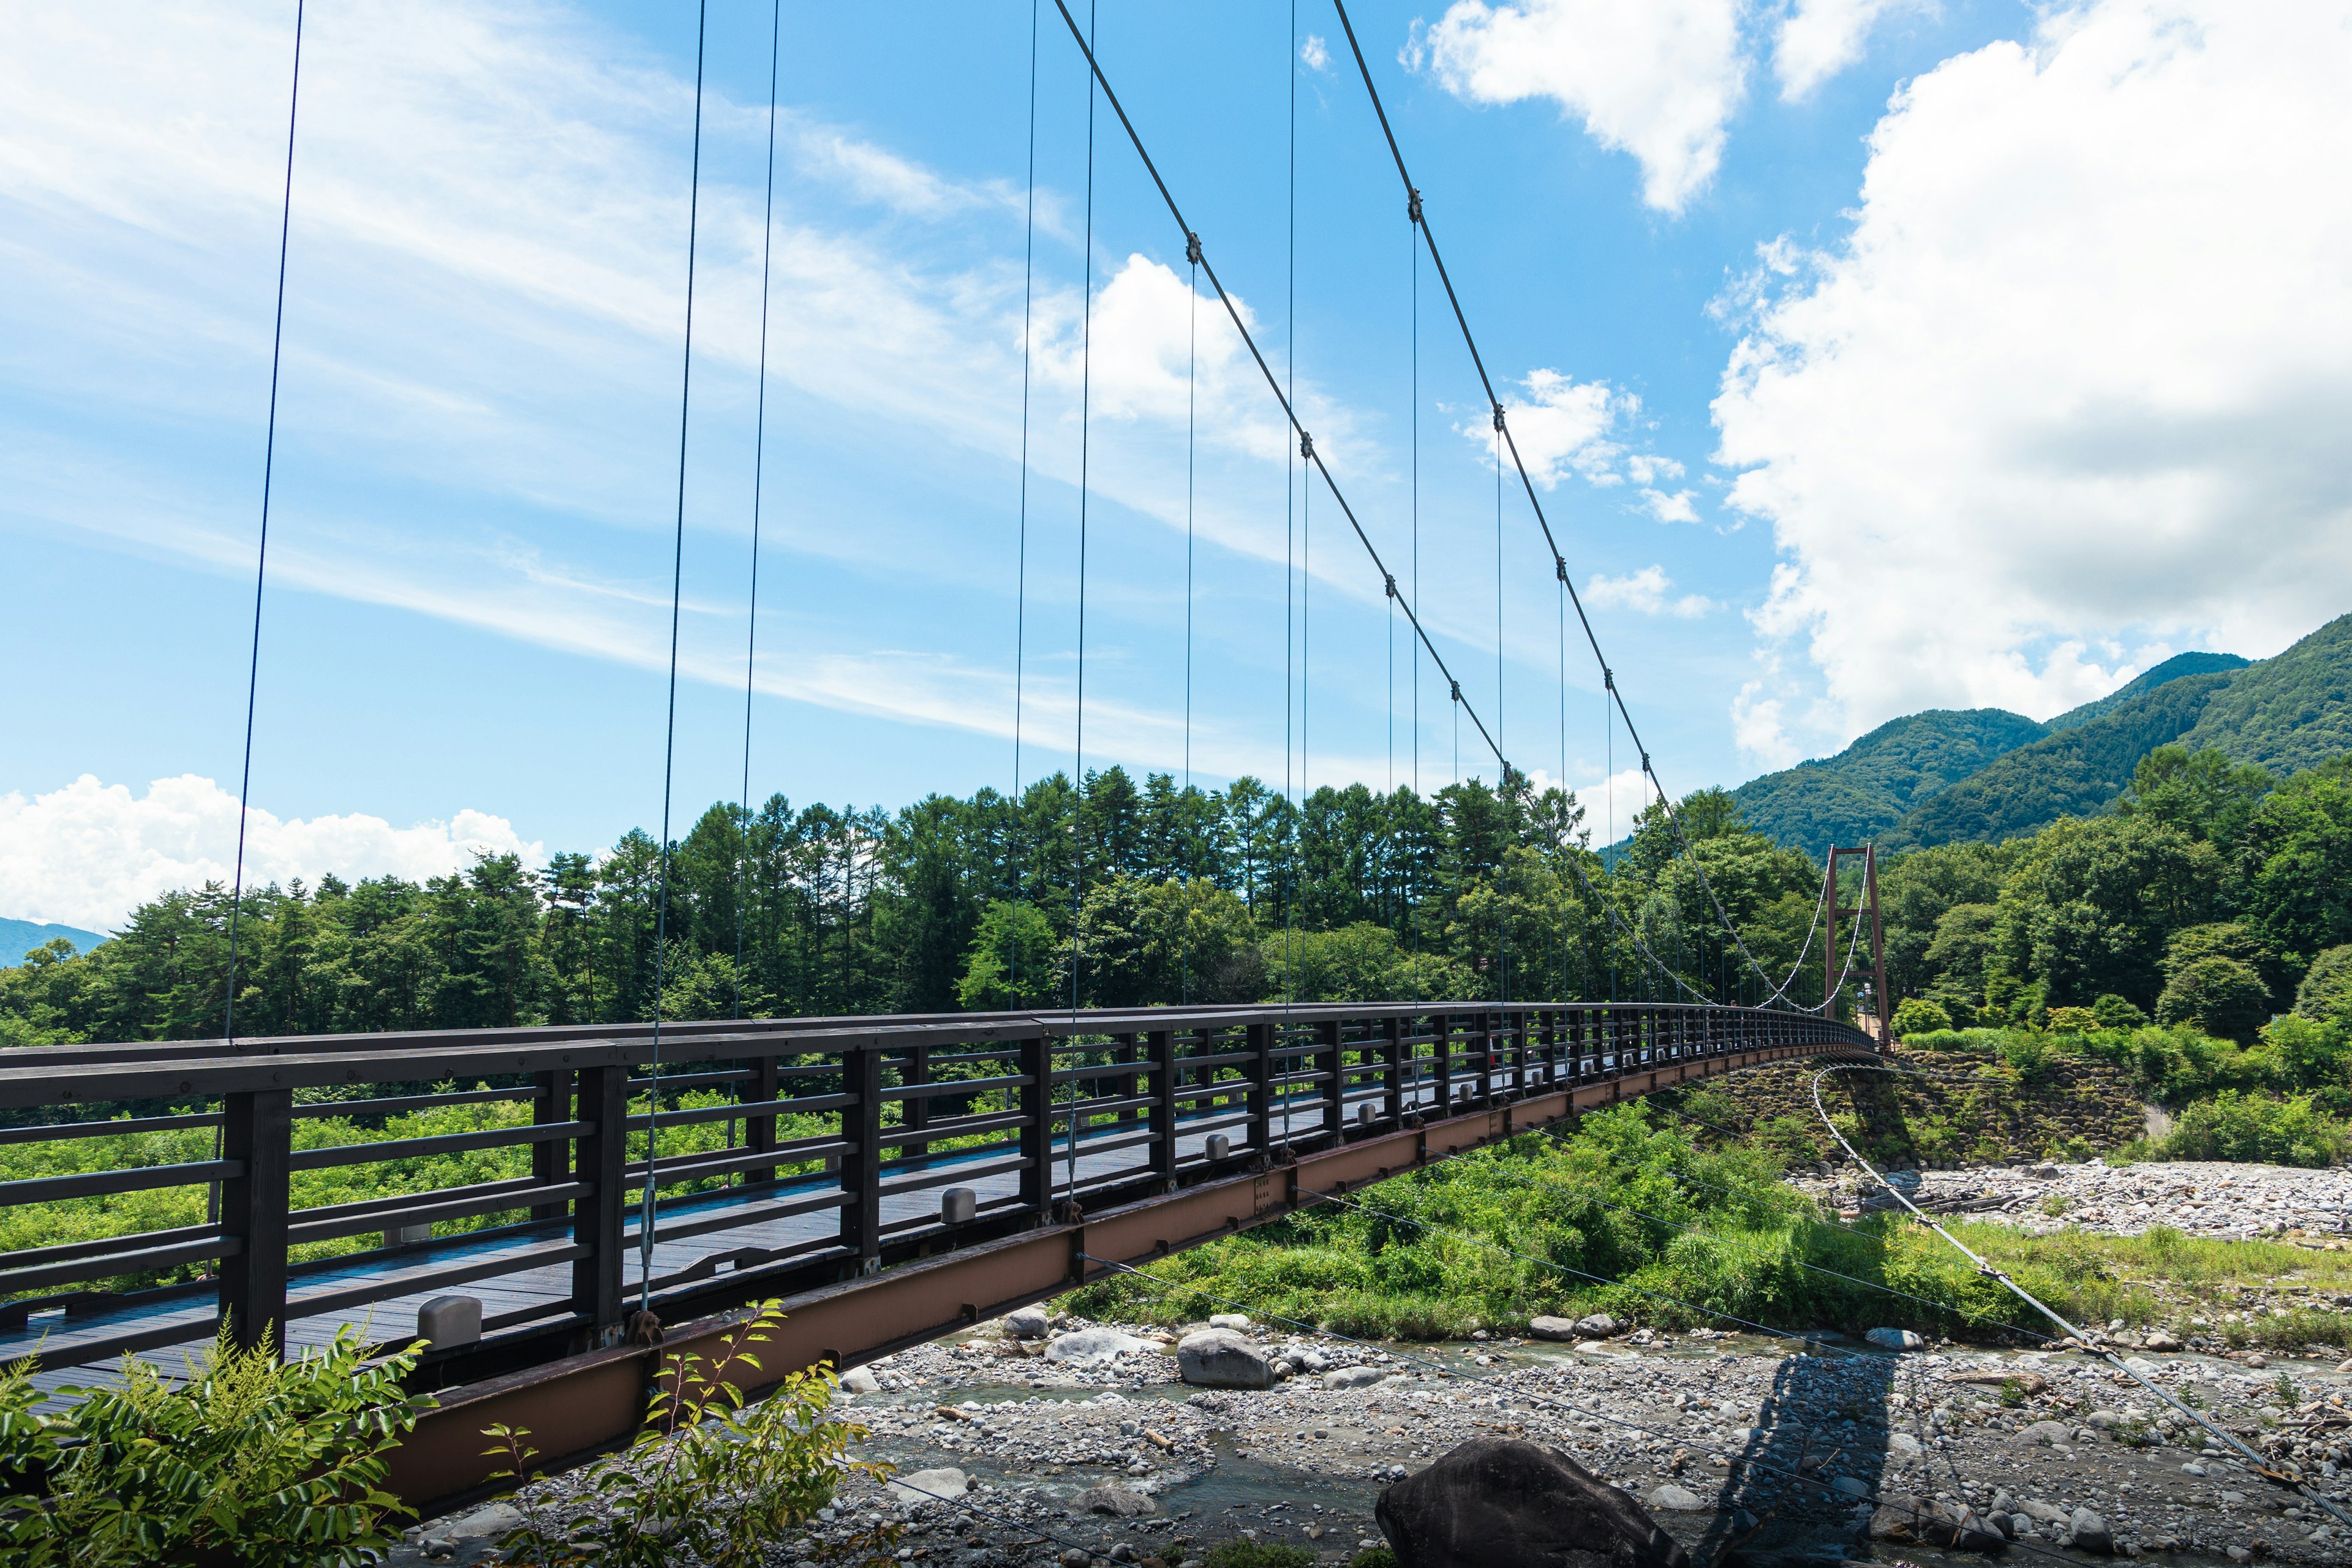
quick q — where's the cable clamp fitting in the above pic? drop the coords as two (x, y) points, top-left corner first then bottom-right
(1492, 402), (1507, 432)
(1384, 573), (1396, 599)
(1449, 680), (1462, 703)
(1642, 752), (1652, 773)
(1407, 187), (1423, 225)
(1555, 556), (1568, 583)
(1299, 430), (1315, 461)
(1603, 668), (1615, 692)
(1185, 232), (1202, 266)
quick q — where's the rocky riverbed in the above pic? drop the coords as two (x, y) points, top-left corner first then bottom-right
(396, 1306), (2352, 1567)
(1785, 1159), (2352, 1244)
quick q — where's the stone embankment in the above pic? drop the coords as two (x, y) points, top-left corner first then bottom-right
(399, 1305), (2352, 1567)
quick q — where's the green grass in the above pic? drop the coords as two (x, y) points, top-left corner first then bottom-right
(1066, 1106), (2352, 1345)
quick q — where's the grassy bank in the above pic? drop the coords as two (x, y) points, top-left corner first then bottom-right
(1067, 1104), (2352, 1346)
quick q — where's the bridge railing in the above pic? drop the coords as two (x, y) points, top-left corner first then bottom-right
(0, 1001), (1874, 1381)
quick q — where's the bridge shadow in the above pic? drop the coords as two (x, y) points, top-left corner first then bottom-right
(1686, 1341), (1935, 1566)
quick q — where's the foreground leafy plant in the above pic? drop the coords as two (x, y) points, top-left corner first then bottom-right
(0, 1324), (428, 1567)
(489, 1300), (891, 1567)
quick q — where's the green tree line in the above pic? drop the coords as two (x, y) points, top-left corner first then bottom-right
(2, 767), (1840, 1047)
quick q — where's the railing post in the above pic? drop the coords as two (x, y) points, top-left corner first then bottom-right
(1245, 1020), (1273, 1158)
(1434, 1012), (1455, 1112)
(745, 1051), (779, 1186)
(531, 1069), (570, 1221)
(572, 1065), (626, 1337)
(1017, 1034), (1051, 1221)
(1115, 1032), (1142, 1130)
(1373, 1020), (1392, 1128)
(1148, 1027), (1179, 1186)
(902, 1043), (932, 1161)
(1317, 1018), (1344, 1140)
(840, 1045), (884, 1270)
(217, 1087), (291, 1356)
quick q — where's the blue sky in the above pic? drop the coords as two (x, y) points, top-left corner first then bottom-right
(6, 0), (2351, 930)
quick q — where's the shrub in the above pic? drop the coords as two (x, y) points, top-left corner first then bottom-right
(2092, 993), (2149, 1030)
(2046, 1006), (2100, 1034)
(0, 1325), (428, 1568)
(2296, 944), (2352, 1025)
(1207, 1544), (1317, 1568)
(1891, 998), (1953, 1039)
(2155, 956), (2272, 1041)
(2160, 1091), (2348, 1168)
(486, 1302), (884, 1568)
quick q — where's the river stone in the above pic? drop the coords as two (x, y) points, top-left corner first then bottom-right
(1047, 1327), (1152, 1365)
(889, 1468), (971, 1507)
(1870, 1494), (2007, 1554)
(445, 1504), (522, 1541)
(1176, 1328), (1274, 1389)
(2143, 1328), (2183, 1352)
(1831, 1476), (1872, 1498)
(1208, 1313), (1252, 1330)
(2068, 1506), (2114, 1555)
(1529, 1316), (1578, 1341)
(1647, 1483), (1706, 1512)
(1866, 1327), (1926, 1351)
(1889, 1433), (1923, 1458)
(1574, 1312), (1619, 1337)
(1325, 1365), (1389, 1389)
(1079, 1482), (1157, 1517)
(2017, 1420), (2074, 1447)
(1374, 1437), (1689, 1568)
(1006, 1306), (1051, 1339)
(837, 1366), (880, 1394)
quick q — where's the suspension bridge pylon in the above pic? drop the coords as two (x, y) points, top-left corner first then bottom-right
(1821, 844), (1893, 1041)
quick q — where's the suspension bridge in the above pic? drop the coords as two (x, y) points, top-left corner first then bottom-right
(4, 0), (1907, 1520)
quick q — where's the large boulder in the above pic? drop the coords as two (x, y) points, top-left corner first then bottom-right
(1078, 1482), (1156, 1517)
(1865, 1327), (1926, 1351)
(1868, 1493), (2007, 1555)
(2067, 1507), (2114, 1555)
(1046, 1327), (1152, 1365)
(1005, 1306), (1051, 1339)
(1175, 1328), (1275, 1389)
(1575, 1313), (1619, 1338)
(1529, 1316), (1580, 1341)
(1374, 1438), (1689, 1568)
(888, 1468), (971, 1507)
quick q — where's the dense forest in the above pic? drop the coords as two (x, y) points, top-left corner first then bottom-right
(4, 734), (2350, 1049)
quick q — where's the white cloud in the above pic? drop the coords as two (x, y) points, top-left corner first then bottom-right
(1639, 488), (1702, 524)
(1409, 0), (1748, 212)
(1774, 0), (1928, 102)
(1713, 0), (2352, 734)
(1476, 369), (1636, 485)
(1729, 679), (1798, 769)
(0, 776), (545, 932)
(1301, 34), (1331, 72)
(1585, 564), (1716, 617)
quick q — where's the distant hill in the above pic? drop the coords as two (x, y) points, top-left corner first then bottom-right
(2179, 612), (2352, 775)
(1880, 670), (2237, 850)
(1, 917), (109, 967)
(2042, 650), (2250, 732)
(1728, 617), (2351, 856)
(1728, 708), (2046, 853)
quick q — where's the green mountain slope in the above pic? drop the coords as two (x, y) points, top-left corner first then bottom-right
(1881, 671), (2237, 850)
(2179, 612), (2352, 774)
(1730, 708), (2047, 852)
(2043, 650), (2250, 732)
(1, 917), (109, 967)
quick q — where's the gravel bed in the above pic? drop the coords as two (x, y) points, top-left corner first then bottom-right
(1788, 1159), (2352, 1242)
(393, 1310), (2352, 1568)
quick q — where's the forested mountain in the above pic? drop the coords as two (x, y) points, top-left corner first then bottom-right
(1727, 707), (2046, 852)
(1882, 670), (2237, 850)
(0, 918), (107, 967)
(2041, 650), (2249, 732)
(2180, 613), (2352, 774)
(1738, 616), (2352, 854)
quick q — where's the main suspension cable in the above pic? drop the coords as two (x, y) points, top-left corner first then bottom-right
(1065, 0), (1099, 1208)
(1328, 1), (1820, 1011)
(1009, 0), (1041, 1007)
(1047, 0), (1702, 1005)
